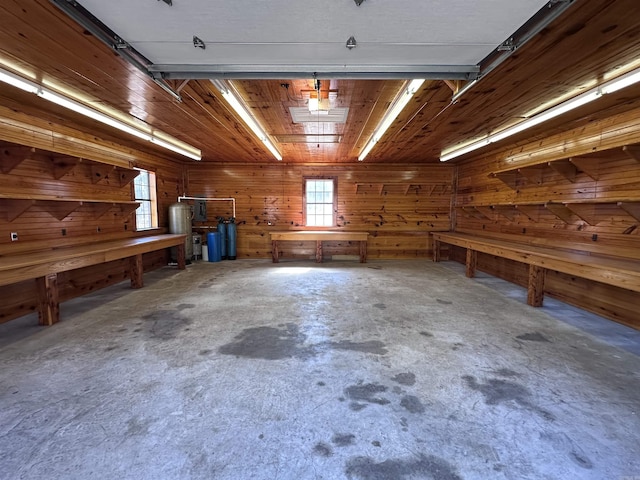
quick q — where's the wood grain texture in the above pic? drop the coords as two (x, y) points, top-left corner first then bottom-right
(186, 163), (454, 260)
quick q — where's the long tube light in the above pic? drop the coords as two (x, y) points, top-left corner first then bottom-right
(0, 67), (201, 161)
(440, 66), (640, 162)
(358, 79), (424, 161)
(211, 79), (282, 161)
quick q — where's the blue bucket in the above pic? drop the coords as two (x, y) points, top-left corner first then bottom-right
(207, 232), (222, 262)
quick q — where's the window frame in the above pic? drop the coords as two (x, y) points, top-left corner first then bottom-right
(303, 176), (338, 228)
(132, 167), (159, 231)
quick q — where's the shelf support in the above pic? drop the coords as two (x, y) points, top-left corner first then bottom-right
(1, 146), (36, 174)
(38, 200), (82, 221)
(618, 202), (640, 222)
(569, 157), (600, 180)
(493, 205), (517, 222)
(517, 166), (544, 185)
(51, 156), (81, 179)
(545, 203), (576, 224)
(4, 199), (34, 222)
(490, 171), (518, 189)
(564, 203), (599, 225)
(548, 159), (577, 182)
(117, 167), (140, 187)
(622, 145), (640, 162)
(120, 202), (140, 216)
(90, 164), (116, 184)
(515, 204), (541, 222)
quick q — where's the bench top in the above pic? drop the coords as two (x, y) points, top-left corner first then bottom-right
(270, 231), (369, 241)
(0, 234), (186, 287)
(432, 232), (640, 292)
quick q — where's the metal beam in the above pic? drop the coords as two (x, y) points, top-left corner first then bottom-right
(149, 64), (480, 81)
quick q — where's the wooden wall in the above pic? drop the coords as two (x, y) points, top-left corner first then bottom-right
(186, 163), (454, 260)
(0, 112), (184, 324)
(454, 107), (640, 328)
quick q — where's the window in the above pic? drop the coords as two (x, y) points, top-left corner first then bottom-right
(133, 168), (158, 230)
(304, 177), (337, 227)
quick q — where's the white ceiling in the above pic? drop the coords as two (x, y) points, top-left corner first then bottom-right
(75, 0), (548, 77)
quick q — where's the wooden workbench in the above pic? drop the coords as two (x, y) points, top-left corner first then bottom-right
(269, 231), (369, 263)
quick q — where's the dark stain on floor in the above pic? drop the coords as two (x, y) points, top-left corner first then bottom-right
(570, 451), (593, 469)
(332, 433), (356, 447)
(176, 303), (195, 311)
(142, 310), (192, 340)
(516, 332), (551, 342)
(436, 299), (453, 305)
(218, 323), (314, 360)
(345, 382), (390, 409)
(451, 342), (464, 351)
(345, 453), (462, 480)
(313, 442), (333, 457)
(462, 375), (555, 421)
(373, 303), (387, 310)
(391, 372), (416, 386)
(328, 340), (388, 355)
(419, 331), (434, 338)
(494, 368), (520, 377)
(400, 395), (426, 414)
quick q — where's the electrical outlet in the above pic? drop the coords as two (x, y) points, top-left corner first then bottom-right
(10, 232), (18, 241)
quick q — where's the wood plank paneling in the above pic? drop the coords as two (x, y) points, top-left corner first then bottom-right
(186, 163), (453, 260)
(455, 106), (640, 328)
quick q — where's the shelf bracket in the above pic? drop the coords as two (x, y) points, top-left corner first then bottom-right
(515, 204), (541, 222)
(569, 157), (600, 180)
(548, 159), (577, 182)
(545, 202), (576, 224)
(4, 199), (35, 222)
(564, 203), (599, 225)
(1, 146), (36, 174)
(622, 145), (640, 162)
(618, 202), (640, 222)
(90, 164), (116, 184)
(51, 156), (81, 179)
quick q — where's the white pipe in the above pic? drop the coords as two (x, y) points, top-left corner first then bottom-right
(178, 196), (236, 218)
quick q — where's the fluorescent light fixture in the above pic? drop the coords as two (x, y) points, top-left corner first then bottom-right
(0, 69), (39, 94)
(151, 137), (201, 161)
(0, 67), (202, 160)
(440, 66), (640, 162)
(210, 79), (283, 161)
(358, 79), (424, 161)
(308, 97), (319, 112)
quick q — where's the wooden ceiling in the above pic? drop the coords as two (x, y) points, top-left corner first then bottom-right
(0, 0), (639, 164)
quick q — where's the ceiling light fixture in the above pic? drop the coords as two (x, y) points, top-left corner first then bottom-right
(440, 66), (640, 162)
(0, 67), (201, 160)
(358, 79), (425, 161)
(346, 36), (357, 50)
(211, 79), (283, 161)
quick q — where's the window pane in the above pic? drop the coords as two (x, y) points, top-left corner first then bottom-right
(134, 169), (158, 230)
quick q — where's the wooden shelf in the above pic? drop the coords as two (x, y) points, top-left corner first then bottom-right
(0, 194), (139, 222)
(354, 182), (450, 195)
(458, 199), (640, 225)
(49, 155), (139, 186)
(488, 143), (640, 189)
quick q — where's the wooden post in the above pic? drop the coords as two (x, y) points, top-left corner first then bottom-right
(176, 242), (186, 270)
(465, 249), (477, 278)
(272, 240), (279, 263)
(316, 240), (323, 263)
(36, 273), (59, 326)
(130, 254), (144, 289)
(433, 239), (441, 262)
(359, 240), (367, 263)
(527, 264), (546, 307)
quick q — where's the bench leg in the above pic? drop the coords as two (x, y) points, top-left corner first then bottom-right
(433, 239), (441, 262)
(176, 242), (186, 270)
(359, 240), (367, 263)
(272, 240), (279, 263)
(527, 265), (546, 307)
(36, 273), (59, 326)
(316, 240), (323, 263)
(130, 254), (144, 289)
(465, 249), (477, 278)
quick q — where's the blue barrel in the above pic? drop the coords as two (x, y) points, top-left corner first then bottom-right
(227, 217), (237, 260)
(217, 217), (227, 260)
(206, 232), (221, 262)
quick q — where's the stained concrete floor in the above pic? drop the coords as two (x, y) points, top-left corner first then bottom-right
(0, 259), (639, 480)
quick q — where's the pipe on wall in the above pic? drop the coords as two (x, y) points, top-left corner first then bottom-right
(177, 196), (236, 218)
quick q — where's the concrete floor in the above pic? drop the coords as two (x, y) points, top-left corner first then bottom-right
(0, 259), (639, 480)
